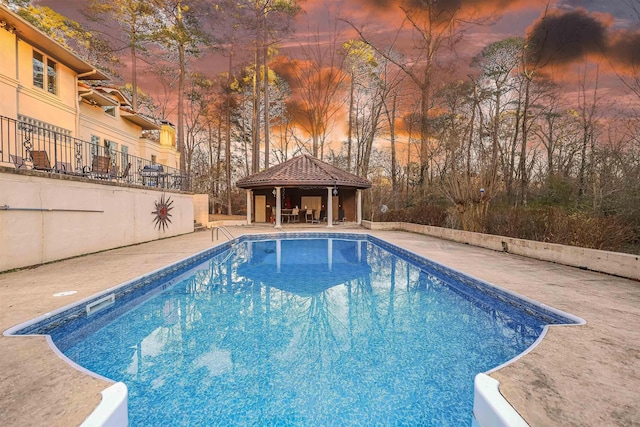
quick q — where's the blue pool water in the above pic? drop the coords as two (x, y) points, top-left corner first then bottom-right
(16, 234), (576, 426)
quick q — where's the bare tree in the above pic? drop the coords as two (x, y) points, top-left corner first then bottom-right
(150, 0), (211, 176)
(280, 14), (349, 159)
(534, 85), (582, 178)
(576, 64), (603, 207)
(85, 0), (155, 111)
(345, 1), (480, 197)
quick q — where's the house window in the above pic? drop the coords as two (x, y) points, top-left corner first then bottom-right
(104, 139), (117, 159)
(121, 145), (129, 167)
(18, 115), (71, 137)
(90, 135), (100, 157)
(47, 59), (57, 94)
(33, 50), (57, 94)
(103, 106), (116, 117)
(33, 51), (44, 89)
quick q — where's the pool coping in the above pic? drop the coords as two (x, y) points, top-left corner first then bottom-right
(4, 231), (585, 426)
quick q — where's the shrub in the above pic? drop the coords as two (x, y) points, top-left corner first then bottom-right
(486, 207), (636, 251)
(378, 204), (448, 227)
(377, 205), (637, 253)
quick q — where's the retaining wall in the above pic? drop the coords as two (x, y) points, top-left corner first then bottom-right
(192, 194), (209, 226)
(362, 221), (639, 281)
(0, 168), (196, 272)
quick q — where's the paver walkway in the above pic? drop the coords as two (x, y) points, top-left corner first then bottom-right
(1, 225), (638, 426)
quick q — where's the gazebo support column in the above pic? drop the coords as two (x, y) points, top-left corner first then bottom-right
(274, 186), (282, 229)
(246, 189), (252, 225)
(356, 189), (362, 225)
(326, 187), (334, 227)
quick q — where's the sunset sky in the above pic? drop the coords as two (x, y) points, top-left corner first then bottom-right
(38, 0), (640, 115)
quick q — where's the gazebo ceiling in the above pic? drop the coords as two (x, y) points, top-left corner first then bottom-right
(236, 154), (372, 190)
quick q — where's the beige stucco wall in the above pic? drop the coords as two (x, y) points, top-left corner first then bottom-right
(0, 169), (195, 272)
(138, 138), (180, 170)
(362, 221), (640, 281)
(16, 39), (77, 132)
(78, 104), (180, 169)
(78, 102), (143, 157)
(0, 27), (17, 120)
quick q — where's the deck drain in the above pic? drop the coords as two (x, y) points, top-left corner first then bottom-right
(53, 291), (78, 297)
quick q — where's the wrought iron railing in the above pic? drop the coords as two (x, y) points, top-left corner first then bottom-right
(0, 114), (188, 190)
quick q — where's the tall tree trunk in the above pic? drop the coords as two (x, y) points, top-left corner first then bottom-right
(406, 129), (411, 199)
(508, 95), (521, 203)
(177, 2), (186, 179)
(216, 118), (222, 212)
(252, 24), (261, 173)
(467, 84), (478, 176)
(419, 85), (430, 191)
(518, 76), (532, 206)
(242, 103), (250, 176)
(263, 28), (270, 169)
(360, 102), (383, 178)
(347, 69), (354, 172)
(130, 19), (138, 111)
(389, 93), (397, 192)
(207, 122), (215, 210)
(490, 88), (501, 189)
(545, 114), (555, 176)
(226, 52), (233, 215)
(178, 42), (186, 175)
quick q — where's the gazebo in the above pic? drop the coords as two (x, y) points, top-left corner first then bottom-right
(236, 154), (372, 228)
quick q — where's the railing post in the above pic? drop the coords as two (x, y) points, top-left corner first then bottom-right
(53, 132), (58, 172)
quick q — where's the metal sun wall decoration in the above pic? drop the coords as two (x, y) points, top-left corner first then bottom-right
(152, 193), (174, 231)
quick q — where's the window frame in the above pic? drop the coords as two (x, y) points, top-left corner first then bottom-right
(120, 145), (129, 168)
(32, 51), (44, 89)
(90, 135), (100, 157)
(103, 106), (116, 117)
(47, 58), (57, 94)
(32, 49), (58, 95)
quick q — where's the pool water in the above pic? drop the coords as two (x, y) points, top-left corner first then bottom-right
(32, 236), (562, 425)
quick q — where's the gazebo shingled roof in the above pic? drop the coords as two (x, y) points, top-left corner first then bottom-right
(236, 154), (371, 189)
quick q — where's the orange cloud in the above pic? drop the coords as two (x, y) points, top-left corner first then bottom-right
(608, 30), (640, 72)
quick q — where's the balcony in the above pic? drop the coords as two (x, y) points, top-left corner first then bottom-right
(0, 115), (188, 191)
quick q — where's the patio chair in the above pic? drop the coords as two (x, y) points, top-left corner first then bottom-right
(110, 162), (131, 181)
(119, 162), (132, 181)
(108, 164), (120, 180)
(84, 155), (111, 179)
(307, 210), (320, 224)
(291, 208), (300, 223)
(54, 161), (76, 175)
(10, 154), (27, 169)
(31, 150), (53, 171)
(55, 161), (70, 172)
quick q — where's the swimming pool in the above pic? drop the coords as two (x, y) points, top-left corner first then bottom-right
(9, 233), (581, 426)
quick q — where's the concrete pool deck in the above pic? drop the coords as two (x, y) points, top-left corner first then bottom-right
(0, 225), (638, 426)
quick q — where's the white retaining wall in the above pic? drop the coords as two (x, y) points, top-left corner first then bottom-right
(0, 169), (196, 272)
(192, 194), (209, 226)
(362, 221), (639, 281)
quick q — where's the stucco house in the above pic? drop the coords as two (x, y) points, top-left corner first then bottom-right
(0, 4), (205, 273)
(0, 4), (180, 176)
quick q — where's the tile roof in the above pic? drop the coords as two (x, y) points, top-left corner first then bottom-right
(236, 154), (371, 189)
